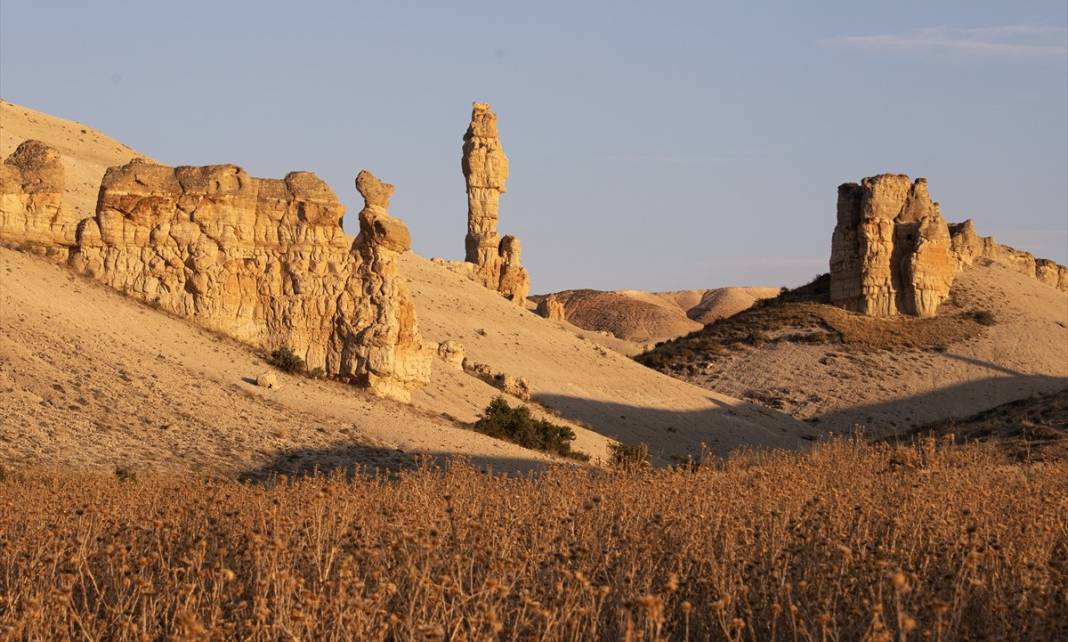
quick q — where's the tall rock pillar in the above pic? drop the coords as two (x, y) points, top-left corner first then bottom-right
(461, 102), (529, 303)
(829, 174), (954, 317)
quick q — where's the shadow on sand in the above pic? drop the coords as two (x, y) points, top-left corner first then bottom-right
(810, 373), (1068, 434)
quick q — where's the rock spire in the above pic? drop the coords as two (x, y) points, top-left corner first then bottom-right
(461, 102), (530, 303)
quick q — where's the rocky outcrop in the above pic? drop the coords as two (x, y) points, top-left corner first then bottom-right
(949, 220), (1068, 291)
(831, 175), (1067, 317)
(462, 359), (532, 400)
(436, 340), (465, 370)
(830, 175), (956, 317)
(535, 294), (566, 321)
(66, 159), (431, 401)
(0, 140), (80, 257)
(461, 102), (530, 303)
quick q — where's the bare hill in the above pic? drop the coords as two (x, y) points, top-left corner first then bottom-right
(533, 286), (779, 344)
(639, 262), (1068, 435)
(0, 100), (811, 472)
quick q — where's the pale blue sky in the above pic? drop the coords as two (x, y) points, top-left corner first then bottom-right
(2, 1), (1065, 292)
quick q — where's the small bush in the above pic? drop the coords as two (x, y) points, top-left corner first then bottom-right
(473, 397), (588, 461)
(268, 347), (306, 374)
(307, 367), (326, 380)
(609, 442), (650, 469)
(968, 310), (996, 326)
(113, 465), (137, 482)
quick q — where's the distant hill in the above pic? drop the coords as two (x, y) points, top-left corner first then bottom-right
(532, 286), (780, 344)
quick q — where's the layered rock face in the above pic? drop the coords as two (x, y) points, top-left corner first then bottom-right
(830, 175), (956, 317)
(461, 102), (530, 303)
(66, 159), (431, 400)
(0, 140), (80, 256)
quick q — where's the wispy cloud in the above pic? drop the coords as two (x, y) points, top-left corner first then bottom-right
(821, 25), (1068, 57)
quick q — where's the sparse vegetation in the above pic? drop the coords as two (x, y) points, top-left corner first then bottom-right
(473, 397), (588, 461)
(967, 309), (997, 326)
(638, 297), (990, 371)
(0, 438), (1064, 641)
(609, 441), (650, 469)
(267, 346), (306, 374)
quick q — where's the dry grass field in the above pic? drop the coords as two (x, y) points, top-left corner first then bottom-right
(2, 438), (1065, 642)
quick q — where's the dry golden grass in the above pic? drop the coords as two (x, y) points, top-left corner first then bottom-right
(1, 438), (1066, 641)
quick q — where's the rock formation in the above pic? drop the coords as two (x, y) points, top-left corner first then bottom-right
(830, 175), (955, 317)
(0, 140), (79, 257)
(461, 102), (530, 303)
(949, 220), (1068, 291)
(535, 294), (566, 321)
(462, 359), (532, 400)
(831, 175), (1067, 317)
(436, 340), (465, 370)
(63, 158), (430, 401)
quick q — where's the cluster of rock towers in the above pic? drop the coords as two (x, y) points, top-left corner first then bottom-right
(0, 102), (534, 401)
(829, 174), (1067, 318)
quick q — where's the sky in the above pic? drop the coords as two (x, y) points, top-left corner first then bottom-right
(2, 1), (1065, 293)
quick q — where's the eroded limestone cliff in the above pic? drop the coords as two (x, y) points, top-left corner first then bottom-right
(0, 144), (431, 401)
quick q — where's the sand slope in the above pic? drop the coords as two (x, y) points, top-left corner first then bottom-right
(0, 247), (575, 476)
(404, 254), (811, 461)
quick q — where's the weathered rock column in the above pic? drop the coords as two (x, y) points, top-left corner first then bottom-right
(461, 102), (530, 303)
(332, 170), (433, 401)
(829, 174), (954, 317)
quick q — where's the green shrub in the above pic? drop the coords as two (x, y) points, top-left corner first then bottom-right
(609, 442), (650, 469)
(268, 347), (306, 374)
(473, 397), (588, 461)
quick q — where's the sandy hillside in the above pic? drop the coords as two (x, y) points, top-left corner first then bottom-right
(403, 254), (811, 460)
(641, 262), (1068, 435)
(0, 247), (590, 476)
(533, 286), (779, 345)
(0, 100), (148, 217)
(0, 99), (812, 472)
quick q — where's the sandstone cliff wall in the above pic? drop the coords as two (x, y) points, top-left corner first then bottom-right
(0, 142), (431, 401)
(0, 140), (80, 257)
(830, 174), (1066, 317)
(461, 102), (530, 303)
